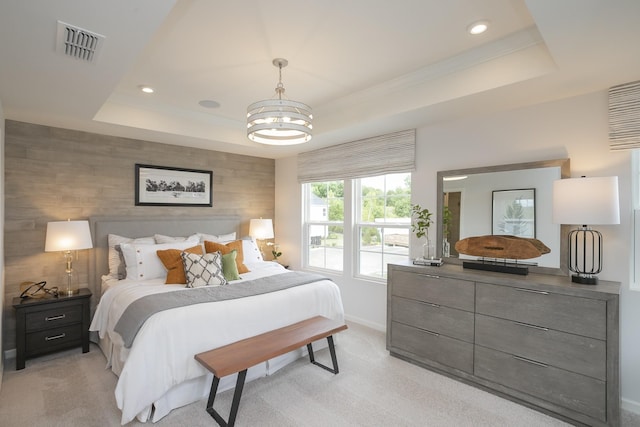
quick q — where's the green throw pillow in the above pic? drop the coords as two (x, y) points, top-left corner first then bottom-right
(221, 249), (241, 281)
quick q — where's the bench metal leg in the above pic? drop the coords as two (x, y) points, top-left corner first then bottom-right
(307, 335), (340, 374)
(205, 369), (247, 427)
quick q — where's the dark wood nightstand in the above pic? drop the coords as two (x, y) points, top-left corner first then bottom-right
(12, 288), (91, 370)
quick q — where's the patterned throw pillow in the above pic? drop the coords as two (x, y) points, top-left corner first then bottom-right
(181, 251), (228, 288)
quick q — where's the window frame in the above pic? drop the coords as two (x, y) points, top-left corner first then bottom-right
(302, 180), (346, 273)
(353, 173), (412, 281)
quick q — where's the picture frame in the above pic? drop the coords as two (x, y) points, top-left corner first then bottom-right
(135, 164), (212, 206)
(492, 188), (535, 238)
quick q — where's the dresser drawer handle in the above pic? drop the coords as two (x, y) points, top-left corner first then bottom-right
(428, 303), (440, 308)
(418, 274), (440, 279)
(45, 314), (66, 321)
(515, 288), (549, 295)
(45, 333), (66, 341)
(423, 329), (440, 337)
(515, 321), (549, 331)
(513, 355), (548, 368)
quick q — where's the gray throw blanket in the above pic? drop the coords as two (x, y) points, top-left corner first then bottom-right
(114, 271), (330, 348)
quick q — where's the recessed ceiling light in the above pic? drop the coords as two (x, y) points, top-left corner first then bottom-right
(468, 20), (489, 35)
(138, 85), (154, 94)
(198, 100), (220, 109)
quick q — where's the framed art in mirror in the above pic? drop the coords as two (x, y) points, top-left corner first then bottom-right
(491, 188), (535, 238)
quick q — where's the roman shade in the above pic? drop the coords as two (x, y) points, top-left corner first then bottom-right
(609, 80), (640, 150)
(297, 129), (415, 183)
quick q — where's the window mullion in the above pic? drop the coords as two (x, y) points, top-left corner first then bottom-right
(343, 179), (354, 277)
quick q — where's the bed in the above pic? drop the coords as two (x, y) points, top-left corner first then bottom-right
(87, 216), (345, 424)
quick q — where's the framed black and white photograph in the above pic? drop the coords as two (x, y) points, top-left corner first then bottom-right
(135, 164), (212, 206)
(492, 188), (535, 238)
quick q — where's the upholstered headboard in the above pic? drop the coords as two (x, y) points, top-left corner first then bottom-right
(88, 216), (241, 296)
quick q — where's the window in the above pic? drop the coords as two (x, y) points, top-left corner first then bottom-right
(356, 173), (411, 279)
(304, 181), (344, 271)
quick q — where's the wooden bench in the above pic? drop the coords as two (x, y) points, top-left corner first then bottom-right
(194, 315), (348, 427)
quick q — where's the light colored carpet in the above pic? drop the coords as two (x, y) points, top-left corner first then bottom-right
(0, 322), (638, 426)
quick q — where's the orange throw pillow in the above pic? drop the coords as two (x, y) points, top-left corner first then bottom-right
(157, 245), (203, 284)
(204, 240), (249, 273)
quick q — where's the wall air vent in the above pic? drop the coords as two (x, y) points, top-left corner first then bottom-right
(56, 20), (105, 63)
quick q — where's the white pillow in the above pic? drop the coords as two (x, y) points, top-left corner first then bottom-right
(242, 236), (264, 262)
(108, 234), (155, 279)
(181, 251), (227, 288)
(120, 240), (199, 281)
(154, 234), (200, 244)
(197, 232), (237, 243)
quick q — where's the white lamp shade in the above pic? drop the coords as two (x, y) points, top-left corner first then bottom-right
(552, 176), (620, 225)
(249, 218), (274, 239)
(45, 220), (93, 252)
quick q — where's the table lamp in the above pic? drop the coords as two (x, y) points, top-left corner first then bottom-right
(249, 218), (274, 259)
(45, 219), (93, 295)
(552, 176), (620, 284)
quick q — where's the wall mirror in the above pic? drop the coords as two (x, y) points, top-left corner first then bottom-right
(436, 159), (570, 275)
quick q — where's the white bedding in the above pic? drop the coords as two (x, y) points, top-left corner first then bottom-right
(90, 261), (345, 424)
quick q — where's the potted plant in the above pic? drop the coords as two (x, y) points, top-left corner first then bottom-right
(411, 204), (434, 259)
(268, 242), (282, 262)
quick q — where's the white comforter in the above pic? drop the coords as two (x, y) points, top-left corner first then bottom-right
(90, 262), (345, 424)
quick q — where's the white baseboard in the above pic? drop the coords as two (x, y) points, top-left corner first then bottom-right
(622, 397), (640, 415)
(3, 348), (16, 360)
(344, 314), (385, 332)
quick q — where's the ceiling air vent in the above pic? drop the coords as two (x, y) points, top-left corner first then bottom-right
(56, 20), (105, 63)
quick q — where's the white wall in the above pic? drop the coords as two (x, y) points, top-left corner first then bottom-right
(275, 89), (640, 413)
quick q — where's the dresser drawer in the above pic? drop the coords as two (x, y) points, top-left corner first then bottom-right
(476, 314), (606, 380)
(392, 296), (474, 343)
(25, 324), (82, 356)
(25, 303), (82, 332)
(390, 321), (473, 373)
(476, 282), (606, 339)
(475, 346), (606, 421)
(390, 270), (474, 311)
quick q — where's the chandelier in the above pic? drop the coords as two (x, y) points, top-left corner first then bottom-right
(247, 58), (313, 145)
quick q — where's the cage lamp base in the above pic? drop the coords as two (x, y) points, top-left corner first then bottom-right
(571, 274), (598, 285)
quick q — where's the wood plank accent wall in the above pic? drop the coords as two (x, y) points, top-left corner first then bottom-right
(3, 120), (275, 351)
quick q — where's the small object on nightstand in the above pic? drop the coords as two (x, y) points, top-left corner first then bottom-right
(12, 288), (92, 370)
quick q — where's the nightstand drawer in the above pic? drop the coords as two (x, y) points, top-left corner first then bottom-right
(25, 303), (82, 332)
(13, 288), (92, 370)
(26, 324), (82, 356)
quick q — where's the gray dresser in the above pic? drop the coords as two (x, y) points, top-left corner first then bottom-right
(387, 262), (620, 427)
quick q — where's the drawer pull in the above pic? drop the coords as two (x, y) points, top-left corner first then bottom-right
(45, 314), (66, 321)
(513, 355), (548, 368)
(45, 333), (66, 341)
(515, 321), (549, 331)
(423, 329), (440, 337)
(428, 303), (441, 308)
(515, 288), (549, 295)
(418, 274), (440, 279)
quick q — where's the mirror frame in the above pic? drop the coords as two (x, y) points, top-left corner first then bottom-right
(436, 158), (570, 276)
